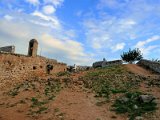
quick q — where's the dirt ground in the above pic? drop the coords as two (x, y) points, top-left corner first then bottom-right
(0, 64), (160, 120)
(125, 64), (154, 76)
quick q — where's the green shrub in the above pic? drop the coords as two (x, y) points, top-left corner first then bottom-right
(121, 48), (143, 64)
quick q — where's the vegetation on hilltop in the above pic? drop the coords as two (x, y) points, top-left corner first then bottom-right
(81, 65), (158, 120)
(121, 48), (143, 64)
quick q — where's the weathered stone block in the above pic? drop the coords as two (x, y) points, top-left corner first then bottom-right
(0, 46), (15, 53)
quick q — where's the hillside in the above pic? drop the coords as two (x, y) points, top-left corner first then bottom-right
(0, 64), (160, 120)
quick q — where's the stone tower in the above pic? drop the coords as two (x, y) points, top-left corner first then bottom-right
(28, 39), (38, 57)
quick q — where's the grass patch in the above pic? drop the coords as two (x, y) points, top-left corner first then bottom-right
(81, 65), (140, 100)
(8, 85), (21, 96)
(30, 97), (48, 108)
(6, 77), (63, 117)
(29, 106), (48, 115)
(56, 71), (71, 77)
(111, 89), (127, 94)
(112, 92), (157, 120)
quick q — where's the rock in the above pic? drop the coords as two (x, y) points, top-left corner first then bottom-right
(119, 97), (129, 103)
(133, 104), (138, 109)
(139, 95), (155, 103)
(135, 116), (143, 120)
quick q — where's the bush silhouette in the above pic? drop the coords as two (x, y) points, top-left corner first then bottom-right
(121, 48), (143, 64)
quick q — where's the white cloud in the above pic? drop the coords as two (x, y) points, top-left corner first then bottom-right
(4, 15), (14, 21)
(97, 0), (127, 9)
(139, 45), (158, 57)
(135, 36), (160, 57)
(119, 19), (136, 28)
(29, 20), (52, 27)
(32, 11), (61, 29)
(26, 0), (39, 6)
(112, 43), (126, 52)
(41, 34), (85, 56)
(65, 29), (76, 39)
(0, 19), (30, 39)
(42, 5), (56, 14)
(44, 0), (64, 7)
(83, 17), (136, 51)
(135, 35), (160, 48)
(40, 34), (95, 65)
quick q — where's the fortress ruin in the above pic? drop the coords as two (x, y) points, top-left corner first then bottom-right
(28, 39), (38, 57)
(0, 39), (67, 83)
(0, 46), (15, 53)
(92, 59), (122, 68)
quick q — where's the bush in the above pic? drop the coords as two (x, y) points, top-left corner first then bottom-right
(121, 48), (143, 64)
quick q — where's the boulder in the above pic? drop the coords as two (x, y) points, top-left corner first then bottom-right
(135, 116), (143, 120)
(138, 95), (155, 103)
(119, 96), (129, 103)
(133, 104), (138, 109)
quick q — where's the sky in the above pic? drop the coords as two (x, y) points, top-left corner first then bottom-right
(0, 0), (160, 65)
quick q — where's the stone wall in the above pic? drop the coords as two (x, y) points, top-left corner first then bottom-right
(0, 46), (15, 53)
(0, 53), (67, 81)
(76, 66), (91, 71)
(28, 39), (38, 57)
(137, 59), (160, 73)
(93, 60), (122, 68)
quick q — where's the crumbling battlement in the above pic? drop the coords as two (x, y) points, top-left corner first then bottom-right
(0, 39), (67, 78)
(0, 46), (15, 53)
(137, 59), (160, 73)
(0, 50), (67, 81)
(28, 39), (38, 57)
(93, 59), (122, 68)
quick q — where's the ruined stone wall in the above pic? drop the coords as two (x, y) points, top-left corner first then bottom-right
(0, 46), (15, 53)
(93, 61), (104, 68)
(76, 66), (91, 71)
(28, 39), (38, 57)
(105, 60), (123, 67)
(93, 60), (122, 68)
(0, 53), (67, 81)
(137, 59), (160, 73)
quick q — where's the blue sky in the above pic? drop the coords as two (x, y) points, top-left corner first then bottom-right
(0, 0), (160, 65)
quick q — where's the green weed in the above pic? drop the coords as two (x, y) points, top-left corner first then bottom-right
(56, 71), (71, 77)
(112, 92), (157, 120)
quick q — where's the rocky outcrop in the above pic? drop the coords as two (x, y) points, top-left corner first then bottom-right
(137, 59), (160, 73)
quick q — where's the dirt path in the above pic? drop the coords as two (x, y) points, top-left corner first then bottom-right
(51, 86), (126, 120)
(125, 64), (154, 76)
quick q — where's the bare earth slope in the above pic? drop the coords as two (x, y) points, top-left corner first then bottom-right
(0, 65), (160, 120)
(125, 64), (153, 76)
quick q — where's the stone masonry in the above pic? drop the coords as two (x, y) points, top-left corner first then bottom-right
(0, 39), (67, 84)
(93, 59), (122, 68)
(0, 46), (15, 53)
(28, 39), (38, 57)
(0, 53), (67, 90)
(137, 59), (160, 73)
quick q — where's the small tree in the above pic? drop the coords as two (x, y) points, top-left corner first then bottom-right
(121, 48), (143, 64)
